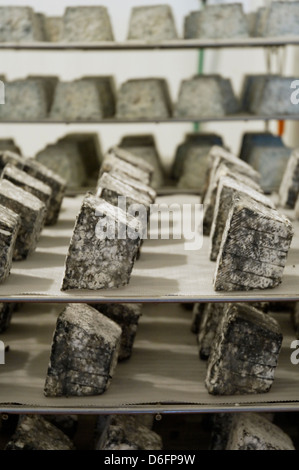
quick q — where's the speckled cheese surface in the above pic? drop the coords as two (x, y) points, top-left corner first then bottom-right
(175, 76), (239, 118)
(62, 195), (141, 290)
(5, 415), (75, 450)
(184, 4), (249, 39)
(279, 149), (299, 209)
(0, 151), (66, 226)
(44, 303), (122, 397)
(226, 413), (295, 450)
(0, 7), (44, 42)
(128, 5), (177, 41)
(0, 179), (47, 260)
(62, 7), (114, 42)
(97, 415), (162, 450)
(210, 176), (274, 261)
(117, 79), (172, 119)
(2, 163), (52, 210)
(205, 303), (283, 395)
(213, 196), (294, 291)
(91, 303), (142, 361)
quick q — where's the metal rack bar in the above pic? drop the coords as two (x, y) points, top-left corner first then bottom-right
(0, 37), (298, 50)
(0, 115), (299, 124)
(1, 403), (299, 414)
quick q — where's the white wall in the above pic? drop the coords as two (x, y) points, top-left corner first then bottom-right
(0, 0), (298, 165)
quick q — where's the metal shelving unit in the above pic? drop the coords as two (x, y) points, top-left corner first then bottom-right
(0, 31), (298, 415)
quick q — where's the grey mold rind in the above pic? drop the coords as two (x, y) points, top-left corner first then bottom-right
(203, 161), (261, 235)
(0, 79), (49, 121)
(202, 145), (261, 234)
(62, 6), (114, 43)
(209, 175), (274, 261)
(0, 7), (44, 42)
(0, 179), (47, 260)
(96, 415), (162, 450)
(226, 413), (295, 450)
(35, 141), (87, 188)
(119, 136), (164, 189)
(205, 303), (282, 395)
(0, 302), (17, 333)
(261, 2), (299, 38)
(116, 78), (172, 119)
(109, 171), (156, 202)
(172, 133), (223, 181)
(213, 195), (293, 292)
(2, 163), (52, 210)
(128, 5), (177, 41)
(0, 151), (66, 226)
(5, 415), (75, 450)
(90, 303), (142, 361)
(279, 149), (299, 209)
(249, 76), (299, 115)
(62, 195), (141, 291)
(44, 304), (122, 397)
(198, 303), (225, 360)
(109, 146), (154, 177)
(100, 154), (151, 185)
(191, 303), (206, 334)
(97, 172), (151, 209)
(184, 4), (249, 40)
(175, 75), (239, 118)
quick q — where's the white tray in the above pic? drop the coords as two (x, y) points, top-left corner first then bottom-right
(0, 194), (297, 302)
(0, 303), (298, 413)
